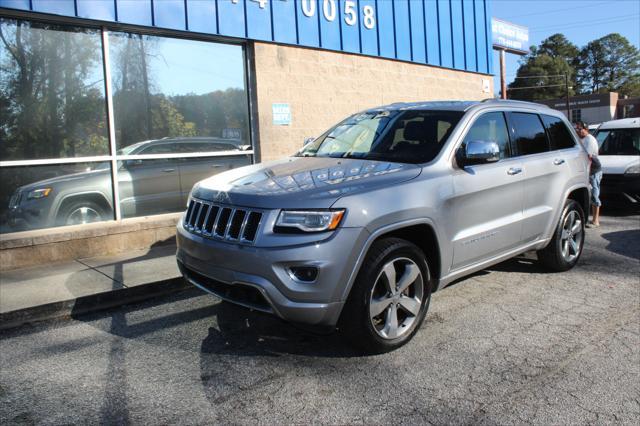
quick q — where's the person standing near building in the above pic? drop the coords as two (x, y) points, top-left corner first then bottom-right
(576, 121), (602, 227)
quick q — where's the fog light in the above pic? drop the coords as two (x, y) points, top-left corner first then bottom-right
(288, 266), (318, 283)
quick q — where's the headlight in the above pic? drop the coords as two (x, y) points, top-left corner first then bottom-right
(624, 164), (640, 175)
(27, 188), (52, 200)
(275, 209), (345, 233)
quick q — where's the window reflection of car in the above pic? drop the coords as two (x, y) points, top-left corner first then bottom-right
(594, 118), (640, 202)
(7, 137), (251, 231)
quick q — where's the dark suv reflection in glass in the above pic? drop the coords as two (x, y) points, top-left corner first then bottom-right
(3, 138), (251, 233)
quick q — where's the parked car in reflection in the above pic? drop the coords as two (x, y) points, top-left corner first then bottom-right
(595, 118), (640, 202)
(6, 137), (252, 231)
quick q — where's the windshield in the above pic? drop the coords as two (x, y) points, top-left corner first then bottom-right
(296, 110), (464, 164)
(596, 128), (640, 156)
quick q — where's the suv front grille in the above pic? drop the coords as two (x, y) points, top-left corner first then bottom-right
(184, 198), (263, 244)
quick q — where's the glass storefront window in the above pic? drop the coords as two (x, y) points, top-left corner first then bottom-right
(118, 155), (251, 218)
(108, 32), (250, 153)
(0, 19), (108, 161)
(0, 18), (253, 234)
(0, 162), (114, 233)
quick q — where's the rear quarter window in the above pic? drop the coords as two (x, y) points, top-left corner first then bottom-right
(541, 115), (576, 150)
(511, 112), (549, 156)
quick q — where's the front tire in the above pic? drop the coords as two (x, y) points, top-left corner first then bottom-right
(537, 199), (585, 271)
(340, 238), (432, 354)
(57, 200), (108, 226)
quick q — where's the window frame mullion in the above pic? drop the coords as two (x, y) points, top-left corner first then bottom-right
(101, 28), (122, 222)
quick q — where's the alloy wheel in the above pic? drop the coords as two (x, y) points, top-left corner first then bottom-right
(66, 206), (102, 225)
(560, 210), (583, 262)
(369, 257), (424, 340)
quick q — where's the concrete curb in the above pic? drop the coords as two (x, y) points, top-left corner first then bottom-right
(0, 277), (189, 331)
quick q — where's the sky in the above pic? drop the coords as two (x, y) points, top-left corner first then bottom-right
(151, 37), (246, 96)
(491, 0), (640, 96)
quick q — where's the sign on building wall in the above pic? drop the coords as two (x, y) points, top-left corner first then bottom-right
(272, 103), (291, 125)
(222, 128), (242, 139)
(491, 18), (529, 54)
(0, 0), (494, 75)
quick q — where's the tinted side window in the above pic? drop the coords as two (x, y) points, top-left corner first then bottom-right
(463, 112), (511, 159)
(140, 143), (176, 154)
(597, 128), (640, 155)
(511, 113), (549, 155)
(542, 115), (576, 150)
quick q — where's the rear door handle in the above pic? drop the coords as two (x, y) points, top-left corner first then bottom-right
(553, 159), (565, 165)
(507, 167), (523, 175)
(162, 168), (176, 173)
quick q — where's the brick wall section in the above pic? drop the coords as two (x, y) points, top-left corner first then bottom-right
(253, 42), (494, 162)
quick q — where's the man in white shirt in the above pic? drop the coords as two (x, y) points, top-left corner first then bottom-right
(575, 121), (602, 227)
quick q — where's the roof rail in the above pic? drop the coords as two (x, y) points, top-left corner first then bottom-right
(478, 98), (550, 108)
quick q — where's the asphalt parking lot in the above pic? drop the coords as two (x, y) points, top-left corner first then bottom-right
(1, 206), (638, 425)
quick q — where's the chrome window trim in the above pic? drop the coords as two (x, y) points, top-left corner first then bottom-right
(114, 152), (254, 161)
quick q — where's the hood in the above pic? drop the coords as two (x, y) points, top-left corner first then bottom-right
(599, 155), (640, 174)
(192, 157), (422, 209)
(17, 168), (109, 193)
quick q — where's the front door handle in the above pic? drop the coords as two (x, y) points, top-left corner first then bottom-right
(507, 167), (523, 175)
(553, 159), (565, 165)
(162, 168), (176, 173)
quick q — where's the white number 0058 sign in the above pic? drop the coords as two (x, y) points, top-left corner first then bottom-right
(231, 0), (377, 30)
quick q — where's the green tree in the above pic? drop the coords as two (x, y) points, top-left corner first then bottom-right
(508, 34), (578, 101)
(576, 33), (640, 96)
(508, 53), (575, 101)
(538, 33), (579, 64)
(0, 20), (107, 160)
(152, 97), (196, 138)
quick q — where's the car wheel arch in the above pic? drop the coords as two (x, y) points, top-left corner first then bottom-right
(54, 192), (113, 221)
(339, 219), (443, 303)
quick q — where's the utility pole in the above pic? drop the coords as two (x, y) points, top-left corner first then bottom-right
(500, 49), (507, 99)
(565, 74), (571, 120)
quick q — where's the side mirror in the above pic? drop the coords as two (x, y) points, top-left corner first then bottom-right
(462, 140), (500, 165)
(303, 137), (315, 146)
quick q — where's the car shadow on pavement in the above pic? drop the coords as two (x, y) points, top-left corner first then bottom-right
(487, 255), (546, 274)
(601, 229), (640, 261)
(600, 199), (640, 217)
(444, 255), (544, 290)
(200, 301), (359, 359)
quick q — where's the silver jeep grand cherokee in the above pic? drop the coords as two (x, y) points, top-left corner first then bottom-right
(176, 100), (590, 353)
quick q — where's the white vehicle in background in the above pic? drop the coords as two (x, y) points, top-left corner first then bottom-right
(588, 123), (600, 135)
(594, 118), (640, 202)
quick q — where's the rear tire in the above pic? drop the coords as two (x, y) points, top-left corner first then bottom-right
(537, 199), (585, 271)
(340, 238), (432, 354)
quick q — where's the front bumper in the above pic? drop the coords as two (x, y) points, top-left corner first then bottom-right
(5, 206), (50, 232)
(176, 219), (368, 327)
